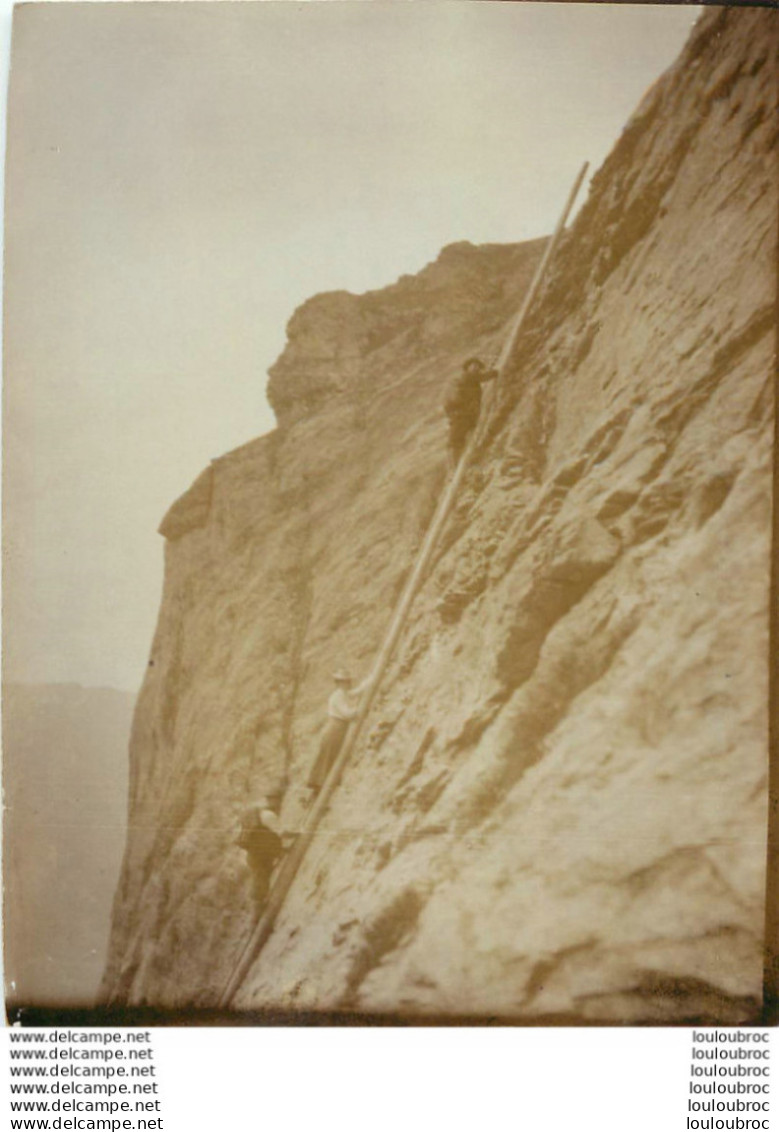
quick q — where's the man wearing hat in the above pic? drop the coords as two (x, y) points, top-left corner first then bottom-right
(307, 667), (373, 795)
(444, 357), (499, 470)
(237, 792), (285, 909)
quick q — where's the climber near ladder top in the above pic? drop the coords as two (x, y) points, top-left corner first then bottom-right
(307, 667), (373, 797)
(444, 357), (498, 471)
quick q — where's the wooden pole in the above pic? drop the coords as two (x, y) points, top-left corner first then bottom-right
(218, 163), (589, 1009)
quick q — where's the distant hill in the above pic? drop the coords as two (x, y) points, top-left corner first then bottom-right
(3, 682), (135, 1009)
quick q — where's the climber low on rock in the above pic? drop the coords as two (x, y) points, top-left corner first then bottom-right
(307, 667), (373, 796)
(444, 357), (498, 471)
(237, 795), (284, 909)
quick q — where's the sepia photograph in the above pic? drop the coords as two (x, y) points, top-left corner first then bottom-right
(2, 0), (777, 1028)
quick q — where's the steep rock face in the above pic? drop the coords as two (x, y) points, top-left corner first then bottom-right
(102, 8), (777, 1022)
(266, 240), (546, 426)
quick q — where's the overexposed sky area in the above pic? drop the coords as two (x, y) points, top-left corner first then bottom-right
(4, 1), (700, 692)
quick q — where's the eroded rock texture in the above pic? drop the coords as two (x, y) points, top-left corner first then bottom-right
(102, 8), (777, 1023)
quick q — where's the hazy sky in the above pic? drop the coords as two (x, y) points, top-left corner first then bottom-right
(3, 1), (699, 693)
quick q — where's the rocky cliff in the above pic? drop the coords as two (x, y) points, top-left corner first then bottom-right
(4, 684), (133, 1009)
(102, 8), (777, 1023)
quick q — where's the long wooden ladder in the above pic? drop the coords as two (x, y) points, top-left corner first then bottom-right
(217, 161), (589, 1009)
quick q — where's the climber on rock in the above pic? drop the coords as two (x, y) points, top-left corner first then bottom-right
(237, 793), (284, 909)
(307, 667), (374, 797)
(444, 356), (499, 471)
